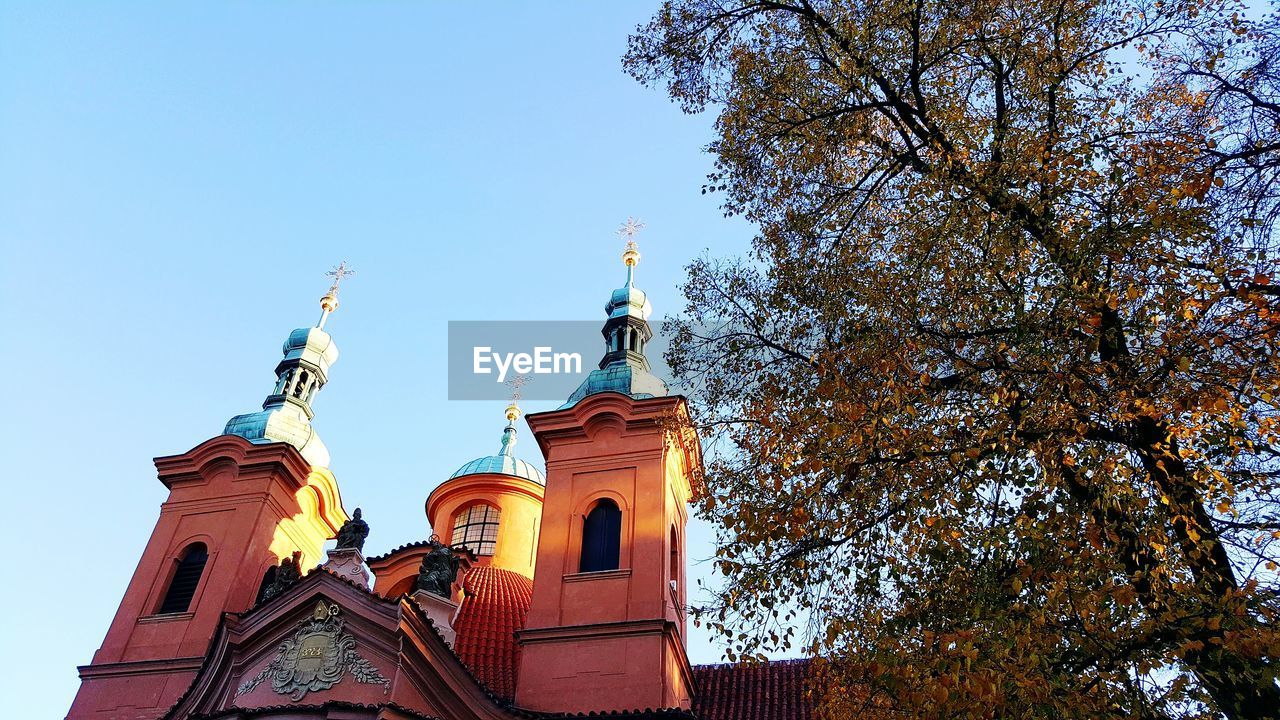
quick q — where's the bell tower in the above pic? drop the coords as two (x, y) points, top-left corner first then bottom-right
(516, 223), (702, 713)
(66, 270), (352, 720)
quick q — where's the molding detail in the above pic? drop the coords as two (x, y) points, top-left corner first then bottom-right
(562, 568), (632, 583)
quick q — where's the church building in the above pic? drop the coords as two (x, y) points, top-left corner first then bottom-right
(65, 235), (813, 720)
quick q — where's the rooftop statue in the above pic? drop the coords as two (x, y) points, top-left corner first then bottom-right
(414, 536), (459, 599)
(261, 552), (303, 602)
(334, 508), (369, 553)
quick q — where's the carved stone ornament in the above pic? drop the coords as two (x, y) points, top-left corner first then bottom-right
(236, 601), (390, 701)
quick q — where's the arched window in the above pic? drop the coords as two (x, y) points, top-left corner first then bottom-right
(255, 565), (278, 604)
(158, 543), (208, 614)
(579, 499), (622, 573)
(452, 504), (500, 556)
(292, 370), (310, 398)
(669, 526), (680, 588)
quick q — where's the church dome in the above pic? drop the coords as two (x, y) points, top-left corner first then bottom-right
(449, 451), (544, 484)
(606, 284), (652, 320)
(448, 405), (545, 485)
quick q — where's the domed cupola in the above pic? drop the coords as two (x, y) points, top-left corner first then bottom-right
(449, 404), (545, 484)
(426, 403), (546, 578)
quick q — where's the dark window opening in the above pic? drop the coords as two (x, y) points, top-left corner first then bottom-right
(158, 543), (208, 614)
(669, 526), (680, 589)
(292, 370), (310, 398)
(579, 499), (622, 573)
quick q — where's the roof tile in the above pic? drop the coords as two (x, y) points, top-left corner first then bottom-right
(451, 565), (534, 702)
(691, 659), (814, 720)
(447, 565), (816, 719)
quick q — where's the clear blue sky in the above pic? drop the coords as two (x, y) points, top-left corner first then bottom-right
(0, 2), (759, 710)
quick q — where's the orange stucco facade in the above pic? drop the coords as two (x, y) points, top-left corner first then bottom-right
(67, 435), (347, 720)
(426, 473), (545, 578)
(64, 250), (736, 720)
(515, 392), (700, 713)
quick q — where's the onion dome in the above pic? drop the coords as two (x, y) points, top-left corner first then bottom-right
(448, 403), (545, 484)
(223, 263), (353, 468)
(607, 280), (652, 321)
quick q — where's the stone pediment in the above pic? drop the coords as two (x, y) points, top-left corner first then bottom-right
(161, 569), (520, 720)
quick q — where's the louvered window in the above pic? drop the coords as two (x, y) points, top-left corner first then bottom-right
(158, 543), (208, 614)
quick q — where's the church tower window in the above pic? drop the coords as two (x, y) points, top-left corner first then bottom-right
(579, 499), (621, 572)
(669, 525), (680, 588)
(452, 504), (500, 556)
(292, 369), (310, 398)
(157, 543), (208, 614)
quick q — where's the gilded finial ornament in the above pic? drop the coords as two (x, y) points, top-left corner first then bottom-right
(618, 217), (644, 268)
(504, 374), (528, 424)
(317, 261), (355, 329)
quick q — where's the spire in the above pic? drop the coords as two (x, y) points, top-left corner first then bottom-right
(499, 401), (520, 457)
(447, 385), (545, 484)
(620, 216), (644, 287)
(560, 219), (668, 408)
(499, 375), (526, 458)
(223, 265), (353, 468)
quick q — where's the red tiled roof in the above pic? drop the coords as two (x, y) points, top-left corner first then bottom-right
(451, 565), (534, 702)
(691, 659), (815, 720)
(447, 564), (814, 718)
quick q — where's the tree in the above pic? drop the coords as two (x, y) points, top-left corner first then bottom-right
(625, 0), (1280, 717)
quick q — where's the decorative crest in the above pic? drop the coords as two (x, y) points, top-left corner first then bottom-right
(236, 601), (389, 700)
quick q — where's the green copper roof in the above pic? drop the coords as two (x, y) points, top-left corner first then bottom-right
(449, 422), (545, 484)
(225, 405), (331, 467)
(223, 274), (352, 469)
(607, 284), (652, 320)
(224, 326), (338, 468)
(561, 361), (668, 409)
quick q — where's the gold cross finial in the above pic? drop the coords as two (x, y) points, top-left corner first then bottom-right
(505, 373), (529, 402)
(317, 261), (355, 329)
(504, 374), (528, 423)
(618, 217), (644, 270)
(617, 217), (645, 243)
(326, 261), (356, 296)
